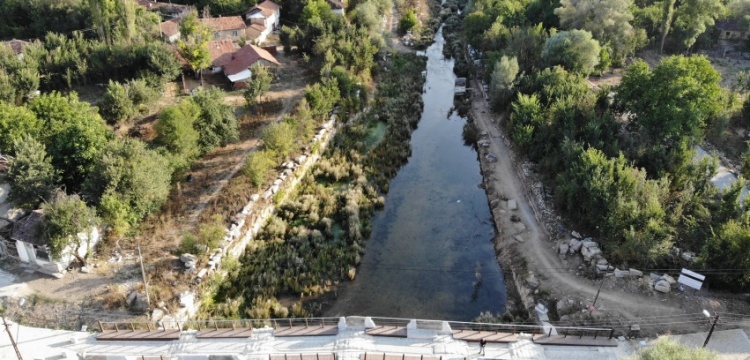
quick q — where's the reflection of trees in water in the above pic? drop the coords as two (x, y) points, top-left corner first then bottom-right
(471, 261), (483, 302)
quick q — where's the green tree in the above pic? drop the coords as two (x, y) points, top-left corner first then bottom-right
(178, 11), (212, 79)
(191, 88), (239, 153)
(261, 121), (296, 160)
(542, 30), (601, 75)
(244, 64), (273, 107)
(6, 136), (60, 209)
(489, 55), (519, 109)
(40, 193), (99, 265)
(155, 100), (201, 163)
(660, 0), (676, 53)
(399, 9), (419, 33)
(674, 0), (725, 52)
(99, 80), (135, 124)
(616, 56), (721, 148)
(27, 92), (112, 190)
(627, 337), (718, 360)
(555, 0), (642, 63)
(0, 102), (41, 154)
(84, 138), (172, 236)
(244, 150), (275, 188)
(304, 78), (340, 120)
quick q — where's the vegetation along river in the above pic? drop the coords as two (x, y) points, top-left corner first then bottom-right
(325, 28), (506, 320)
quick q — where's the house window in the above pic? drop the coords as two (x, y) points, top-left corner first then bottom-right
(233, 30), (238, 36)
(727, 31), (731, 37)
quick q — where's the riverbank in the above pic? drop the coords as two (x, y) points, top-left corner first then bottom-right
(467, 77), (750, 337)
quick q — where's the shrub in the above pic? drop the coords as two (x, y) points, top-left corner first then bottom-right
(244, 150), (275, 188)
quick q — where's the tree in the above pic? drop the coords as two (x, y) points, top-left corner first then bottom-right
(504, 24), (550, 73)
(400, 9), (419, 33)
(191, 88), (239, 153)
(304, 78), (340, 120)
(555, 0), (641, 62)
(0, 102), (41, 154)
(88, 0), (137, 46)
(489, 55), (519, 109)
(155, 100), (201, 163)
(84, 138), (172, 236)
(40, 193), (99, 265)
(244, 64), (273, 107)
(627, 337), (717, 360)
(99, 80), (135, 124)
(674, 0), (725, 52)
(660, 0), (676, 53)
(616, 56), (721, 146)
(27, 92), (112, 190)
(244, 150), (275, 188)
(261, 121), (296, 160)
(178, 11), (212, 79)
(542, 30), (601, 75)
(6, 136), (59, 209)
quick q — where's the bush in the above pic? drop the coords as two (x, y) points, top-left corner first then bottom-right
(244, 150), (275, 188)
(261, 122), (296, 160)
(400, 9), (419, 33)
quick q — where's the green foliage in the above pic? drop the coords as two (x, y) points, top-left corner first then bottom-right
(0, 0), (90, 39)
(177, 10), (212, 74)
(199, 214), (227, 250)
(616, 56), (721, 174)
(191, 88), (239, 153)
(554, 0), (644, 63)
(6, 136), (60, 209)
(244, 150), (275, 189)
(701, 217), (750, 288)
(99, 80), (135, 124)
(400, 9), (419, 33)
(155, 100), (201, 166)
(674, 0), (726, 51)
(542, 30), (601, 76)
(489, 55), (519, 109)
(40, 193), (99, 263)
(84, 138), (172, 236)
(28, 92), (112, 190)
(627, 337), (717, 360)
(304, 78), (341, 121)
(244, 64), (273, 107)
(261, 122), (296, 160)
(0, 102), (41, 155)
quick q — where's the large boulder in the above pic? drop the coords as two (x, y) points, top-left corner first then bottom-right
(582, 246), (602, 262)
(526, 273), (539, 288)
(654, 280), (671, 293)
(559, 243), (570, 255)
(614, 268), (629, 278)
(569, 238), (583, 252)
(661, 274), (676, 285)
(180, 253), (197, 263)
(556, 299), (578, 316)
(629, 268), (643, 278)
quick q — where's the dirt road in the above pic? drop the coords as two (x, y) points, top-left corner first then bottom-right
(469, 80), (693, 326)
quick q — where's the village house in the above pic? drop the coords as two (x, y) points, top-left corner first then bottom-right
(244, 0), (281, 44)
(160, 18), (181, 43)
(135, 0), (191, 18)
(208, 39), (240, 74)
(216, 44), (280, 88)
(200, 16), (247, 41)
(716, 18), (750, 41)
(328, 0), (346, 16)
(0, 208), (101, 277)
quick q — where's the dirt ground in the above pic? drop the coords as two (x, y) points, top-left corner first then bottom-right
(468, 78), (750, 337)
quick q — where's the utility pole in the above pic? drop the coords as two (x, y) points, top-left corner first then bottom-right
(137, 244), (151, 306)
(703, 314), (720, 348)
(589, 280), (605, 312)
(2, 317), (23, 360)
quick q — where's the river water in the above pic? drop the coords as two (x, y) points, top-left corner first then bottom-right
(324, 29), (506, 321)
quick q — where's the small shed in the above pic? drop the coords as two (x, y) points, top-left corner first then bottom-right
(716, 19), (750, 41)
(2, 209), (100, 276)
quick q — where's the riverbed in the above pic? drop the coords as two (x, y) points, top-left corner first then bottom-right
(324, 28), (506, 321)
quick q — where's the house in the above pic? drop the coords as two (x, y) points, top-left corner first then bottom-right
(200, 16), (247, 41)
(136, 0), (191, 18)
(716, 19), (750, 41)
(1, 39), (32, 60)
(244, 0), (280, 44)
(160, 18), (181, 43)
(220, 44), (281, 87)
(327, 0), (346, 16)
(0, 208), (100, 277)
(208, 39), (240, 73)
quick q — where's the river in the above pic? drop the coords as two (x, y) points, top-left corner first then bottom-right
(324, 28), (506, 321)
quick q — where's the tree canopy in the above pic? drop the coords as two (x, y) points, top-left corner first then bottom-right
(542, 30), (601, 75)
(40, 193), (100, 264)
(6, 136), (59, 209)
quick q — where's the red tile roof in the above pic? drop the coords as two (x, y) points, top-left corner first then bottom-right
(247, 0), (280, 18)
(245, 23), (266, 40)
(200, 16), (246, 32)
(223, 44), (280, 76)
(161, 18), (181, 37)
(209, 39), (239, 64)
